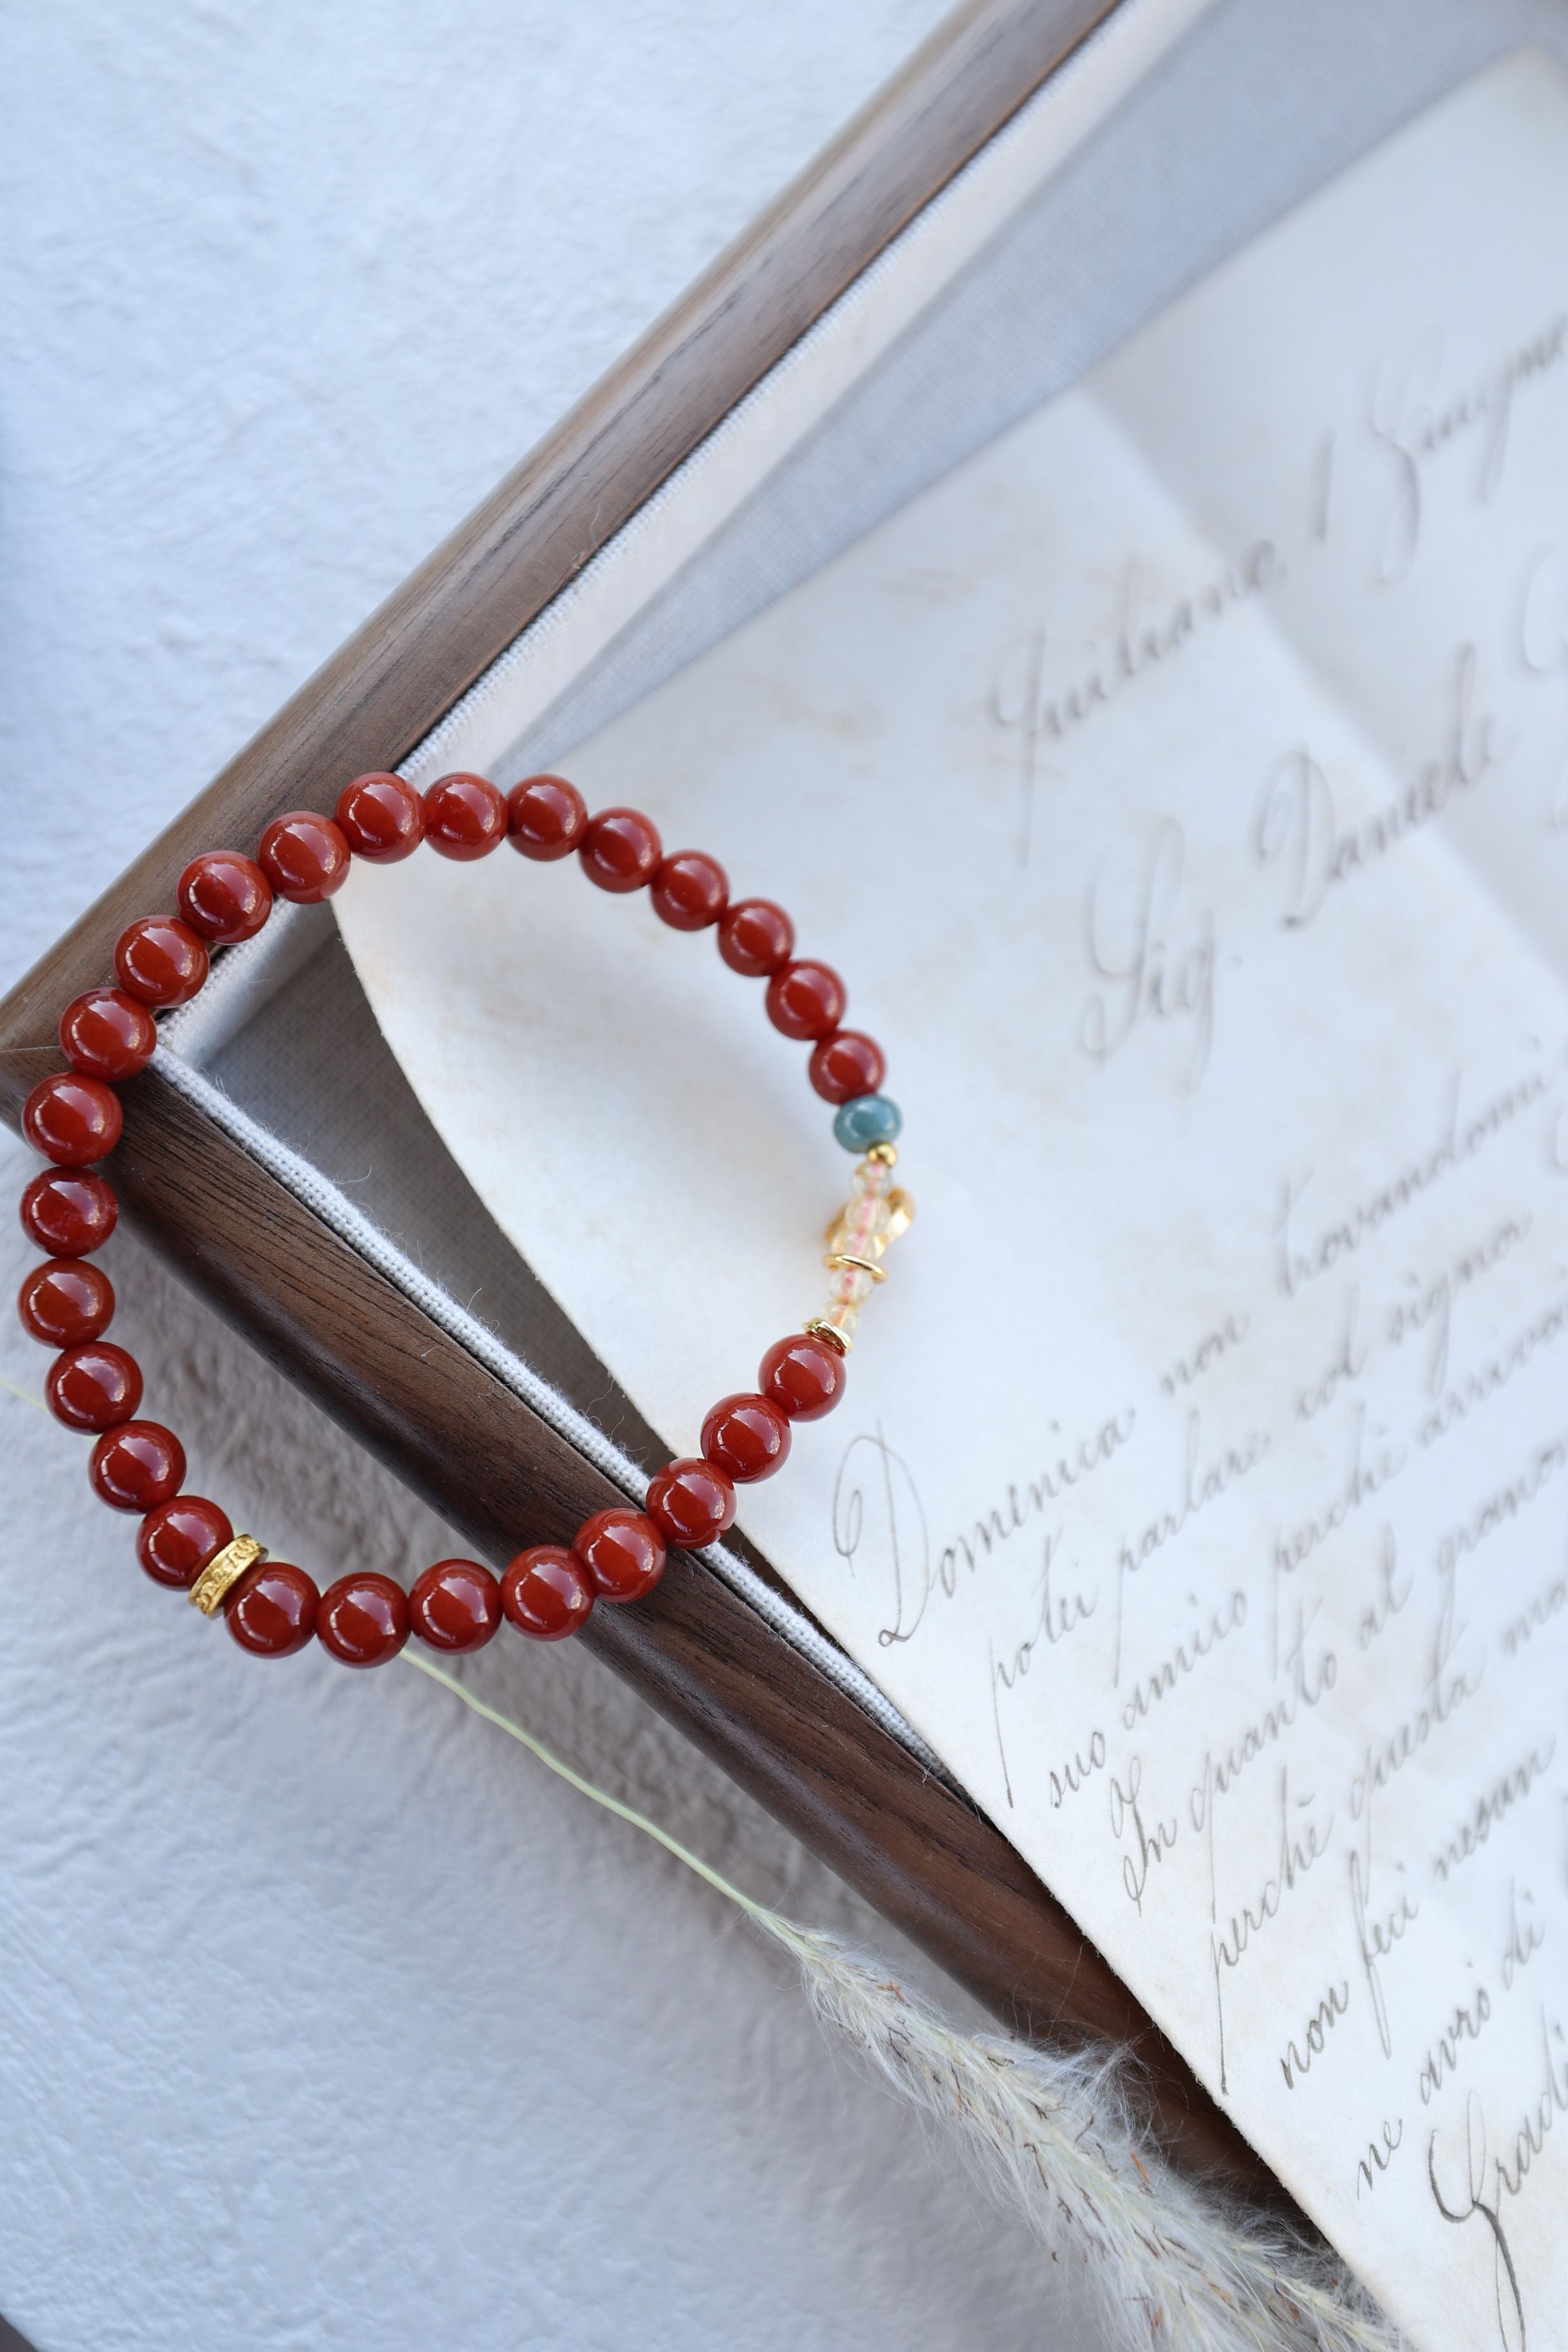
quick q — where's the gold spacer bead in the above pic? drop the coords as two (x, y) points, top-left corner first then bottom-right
(189, 1533), (268, 1617)
(885, 1187), (916, 1240)
(804, 1316), (851, 1356)
(864, 1142), (898, 1168)
(823, 1251), (887, 1282)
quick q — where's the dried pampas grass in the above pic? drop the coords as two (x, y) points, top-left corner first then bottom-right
(406, 1652), (1403, 2352)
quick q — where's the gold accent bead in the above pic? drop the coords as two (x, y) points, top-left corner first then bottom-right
(865, 1142), (898, 1167)
(885, 1187), (916, 1240)
(189, 1533), (267, 1617)
(823, 1250), (887, 1282)
(804, 1316), (851, 1356)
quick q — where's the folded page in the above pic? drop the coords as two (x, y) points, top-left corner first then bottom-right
(337, 51), (1568, 2349)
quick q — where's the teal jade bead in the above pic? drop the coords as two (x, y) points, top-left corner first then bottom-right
(832, 1092), (902, 1152)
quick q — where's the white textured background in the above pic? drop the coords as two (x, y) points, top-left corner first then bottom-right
(0, 5), (1101, 2348)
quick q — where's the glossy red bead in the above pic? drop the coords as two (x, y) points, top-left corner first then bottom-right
(335, 773), (424, 863)
(758, 1332), (845, 1422)
(137, 1495), (233, 1590)
(718, 897), (794, 977)
(808, 1028), (886, 1104)
(228, 1562), (318, 1656)
(59, 990), (157, 1081)
(114, 916), (209, 1008)
(573, 1508), (667, 1603)
(408, 1558), (502, 1653)
(257, 810), (351, 903)
(317, 1572), (409, 1667)
(766, 958), (845, 1041)
(20, 1171), (117, 1255)
(700, 1392), (792, 1484)
(177, 851), (273, 943)
(89, 1420), (186, 1513)
(501, 1545), (594, 1640)
(651, 850), (728, 931)
(507, 773), (587, 860)
(17, 1259), (114, 1347)
(645, 1457), (736, 1548)
(46, 1340), (142, 1432)
(579, 807), (662, 893)
(23, 1073), (122, 1166)
(424, 772), (508, 860)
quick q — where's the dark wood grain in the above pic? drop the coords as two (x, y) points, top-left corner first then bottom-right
(108, 1064), (1288, 2210)
(0, 0), (1297, 2210)
(0, 0), (1115, 1076)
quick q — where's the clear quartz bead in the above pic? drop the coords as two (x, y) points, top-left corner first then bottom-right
(827, 1261), (875, 1306)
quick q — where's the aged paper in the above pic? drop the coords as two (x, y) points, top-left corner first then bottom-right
(337, 54), (1568, 2348)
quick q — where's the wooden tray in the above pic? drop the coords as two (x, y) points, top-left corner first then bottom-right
(0, 0), (1285, 2210)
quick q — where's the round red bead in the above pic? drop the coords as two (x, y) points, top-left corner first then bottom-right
(20, 1171), (117, 1255)
(335, 773), (424, 863)
(177, 851), (273, 943)
(573, 1508), (667, 1603)
(507, 774), (587, 860)
(645, 1458), (736, 1549)
(717, 897), (794, 977)
(766, 959), (845, 1041)
(88, 1420), (186, 1513)
(808, 1028), (886, 1104)
(257, 810), (351, 903)
(501, 1545), (594, 1640)
(317, 1572), (409, 1667)
(700, 1393), (792, 1484)
(580, 807), (662, 893)
(114, 916), (209, 1008)
(137, 1495), (233, 1590)
(424, 772), (507, 860)
(228, 1562), (318, 1656)
(46, 1340), (142, 1432)
(408, 1558), (502, 1653)
(17, 1259), (114, 1347)
(651, 850), (728, 931)
(758, 1333), (845, 1422)
(59, 990), (157, 1082)
(23, 1073), (122, 1167)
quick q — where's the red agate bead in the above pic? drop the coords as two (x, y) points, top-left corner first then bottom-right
(651, 850), (728, 931)
(137, 1495), (233, 1589)
(17, 1259), (114, 1347)
(645, 1457), (736, 1548)
(808, 1029), (885, 1104)
(114, 916), (208, 1008)
(89, 1421), (186, 1512)
(766, 959), (845, 1041)
(59, 990), (157, 1081)
(228, 1562), (318, 1656)
(424, 772), (507, 860)
(46, 1340), (142, 1431)
(23, 1073), (122, 1166)
(759, 1332), (845, 1422)
(177, 851), (273, 943)
(501, 1545), (594, 1640)
(573, 1508), (666, 1603)
(20, 1171), (117, 1255)
(317, 1572), (409, 1666)
(701, 1393), (790, 1483)
(336, 773), (424, 863)
(257, 810), (351, 903)
(718, 897), (792, 977)
(580, 807), (662, 893)
(508, 774), (587, 860)
(408, 1559), (502, 1652)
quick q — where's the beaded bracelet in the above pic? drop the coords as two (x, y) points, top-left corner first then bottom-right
(15, 771), (912, 1668)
